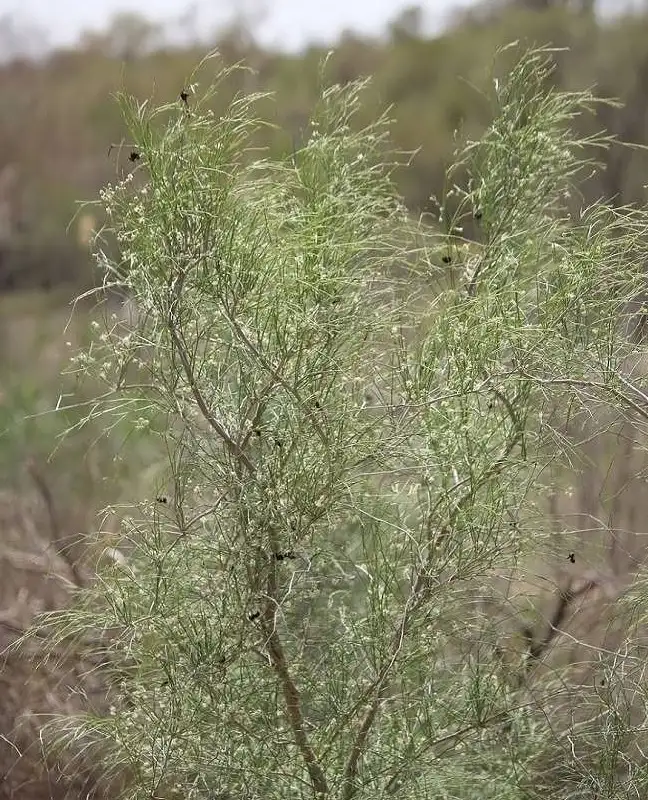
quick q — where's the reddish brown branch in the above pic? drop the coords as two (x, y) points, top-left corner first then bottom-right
(262, 563), (328, 796)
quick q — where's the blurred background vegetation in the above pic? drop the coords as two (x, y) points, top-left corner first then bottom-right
(3, 0), (648, 295)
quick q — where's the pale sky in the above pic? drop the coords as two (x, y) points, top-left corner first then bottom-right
(3, 0), (641, 54)
(3, 0), (485, 51)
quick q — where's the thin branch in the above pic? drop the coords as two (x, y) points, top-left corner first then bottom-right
(340, 583), (423, 800)
(340, 385), (528, 799)
(222, 308), (330, 450)
(261, 558), (328, 796)
(26, 458), (86, 587)
(524, 574), (601, 671)
(518, 370), (648, 423)
(382, 697), (550, 795)
(166, 316), (256, 474)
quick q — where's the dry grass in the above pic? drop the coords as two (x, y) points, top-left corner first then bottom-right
(0, 477), (115, 800)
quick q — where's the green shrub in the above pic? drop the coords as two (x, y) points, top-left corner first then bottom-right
(47, 47), (648, 800)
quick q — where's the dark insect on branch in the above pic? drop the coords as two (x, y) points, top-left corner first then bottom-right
(567, 552), (575, 564)
(156, 496), (168, 504)
(273, 550), (296, 562)
(179, 89), (192, 118)
(128, 151), (140, 162)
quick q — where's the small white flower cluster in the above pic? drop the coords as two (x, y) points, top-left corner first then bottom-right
(99, 172), (135, 217)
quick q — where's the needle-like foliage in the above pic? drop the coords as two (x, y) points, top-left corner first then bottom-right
(44, 46), (648, 800)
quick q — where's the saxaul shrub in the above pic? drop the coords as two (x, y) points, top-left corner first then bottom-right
(46, 47), (648, 800)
